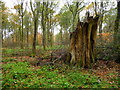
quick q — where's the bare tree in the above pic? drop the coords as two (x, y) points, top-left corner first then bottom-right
(67, 1), (84, 31)
(30, 0), (40, 53)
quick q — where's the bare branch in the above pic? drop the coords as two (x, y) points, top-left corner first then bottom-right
(30, 0), (34, 15)
(66, 2), (74, 14)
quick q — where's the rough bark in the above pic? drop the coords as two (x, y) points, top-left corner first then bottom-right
(69, 16), (99, 68)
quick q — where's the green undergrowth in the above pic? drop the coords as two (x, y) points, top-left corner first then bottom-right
(2, 58), (17, 62)
(2, 48), (32, 57)
(2, 45), (65, 57)
(2, 61), (119, 88)
(3, 48), (25, 54)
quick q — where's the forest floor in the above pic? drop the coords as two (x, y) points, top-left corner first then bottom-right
(1, 47), (120, 88)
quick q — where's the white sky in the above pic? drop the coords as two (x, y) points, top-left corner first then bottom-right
(1, 0), (117, 35)
(1, 0), (117, 10)
(1, 0), (64, 35)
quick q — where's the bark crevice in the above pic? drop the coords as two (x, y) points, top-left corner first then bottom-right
(69, 16), (99, 68)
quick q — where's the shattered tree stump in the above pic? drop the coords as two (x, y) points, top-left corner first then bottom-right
(69, 16), (99, 68)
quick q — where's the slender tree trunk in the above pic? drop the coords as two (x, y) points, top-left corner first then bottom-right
(32, 16), (38, 53)
(69, 16), (99, 68)
(99, 2), (104, 45)
(47, 27), (50, 47)
(50, 31), (53, 47)
(15, 28), (17, 46)
(50, 27), (54, 47)
(46, 2), (50, 47)
(21, 15), (24, 49)
(21, 2), (24, 49)
(49, 28), (53, 47)
(1, 10), (4, 46)
(49, 12), (54, 47)
(114, 1), (120, 45)
(30, 1), (39, 53)
(114, 1), (120, 63)
(49, 2), (53, 47)
(42, 2), (46, 50)
(19, 26), (22, 48)
(26, 27), (29, 48)
(42, 22), (46, 50)
(4, 28), (7, 46)
(1, 30), (3, 46)
(60, 27), (63, 44)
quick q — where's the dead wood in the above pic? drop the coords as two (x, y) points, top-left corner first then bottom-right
(69, 16), (99, 68)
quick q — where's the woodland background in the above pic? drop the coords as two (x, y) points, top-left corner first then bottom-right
(0, 0), (120, 88)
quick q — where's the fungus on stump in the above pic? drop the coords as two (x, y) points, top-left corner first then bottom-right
(69, 16), (99, 68)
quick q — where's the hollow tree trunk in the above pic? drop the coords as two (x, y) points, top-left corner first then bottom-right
(69, 16), (99, 68)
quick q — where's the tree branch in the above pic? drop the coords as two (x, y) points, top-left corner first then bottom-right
(30, 0), (35, 15)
